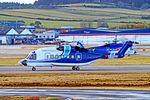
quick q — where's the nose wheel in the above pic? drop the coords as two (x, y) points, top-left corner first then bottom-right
(32, 67), (36, 71)
(72, 66), (80, 71)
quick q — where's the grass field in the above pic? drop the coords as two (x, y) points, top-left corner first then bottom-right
(91, 56), (150, 65)
(0, 58), (22, 66)
(1, 3), (150, 28)
(0, 72), (150, 90)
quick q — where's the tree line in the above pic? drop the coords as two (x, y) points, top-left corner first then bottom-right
(1, 0), (150, 9)
(0, 2), (33, 9)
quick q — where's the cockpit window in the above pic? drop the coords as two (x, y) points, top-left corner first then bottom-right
(26, 52), (36, 60)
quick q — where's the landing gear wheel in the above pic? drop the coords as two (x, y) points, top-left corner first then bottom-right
(75, 66), (80, 71)
(72, 66), (76, 70)
(32, 67), (36, 71)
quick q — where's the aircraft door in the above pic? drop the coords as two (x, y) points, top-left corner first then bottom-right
(75, 53), (82, 61)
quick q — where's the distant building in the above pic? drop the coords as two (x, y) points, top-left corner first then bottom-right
(35, 31), (59, 40)
(20, 26), (35, 32)
(60, 28), (150, 44)
(0, 21), (23, 27)
(0, 28), (59, 45)
(0, 36), (7, 44)
(7, 28), (19, 35)
(6, 28), (19, 44)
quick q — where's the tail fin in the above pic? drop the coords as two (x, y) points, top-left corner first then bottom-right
(117, 41), (134, 58)
(77, 41), (85, 48)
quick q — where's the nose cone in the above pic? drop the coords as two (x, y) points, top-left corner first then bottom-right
(18, 59), (27, 66)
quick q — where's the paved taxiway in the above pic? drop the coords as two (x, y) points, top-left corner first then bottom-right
(0, 65), (150, 73)
(0, 88), (150, 99)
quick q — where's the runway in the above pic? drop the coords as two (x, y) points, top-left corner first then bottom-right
(0, 65), (150, 73)
(0, 88), (150, 99)
(1, 65), (150, 99)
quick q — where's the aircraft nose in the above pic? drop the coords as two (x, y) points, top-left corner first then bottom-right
(18, 59), (27, 66)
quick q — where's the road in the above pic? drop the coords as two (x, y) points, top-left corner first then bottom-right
(0, 65), (150, 73)
(0, 88), (150, 99)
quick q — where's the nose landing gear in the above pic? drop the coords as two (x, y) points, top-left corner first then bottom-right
(32, 67), (36, 71)
(72, 66), (80, 71)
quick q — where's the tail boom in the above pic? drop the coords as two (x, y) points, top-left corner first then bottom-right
(108, 41), (134, 59)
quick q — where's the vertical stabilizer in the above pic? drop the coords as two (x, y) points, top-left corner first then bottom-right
(77, 42), (85, 48)
(117, 41), (134, 58)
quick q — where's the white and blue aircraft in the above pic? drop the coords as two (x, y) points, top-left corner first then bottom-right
(19, 41), (134, 71)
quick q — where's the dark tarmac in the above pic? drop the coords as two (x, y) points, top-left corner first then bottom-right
(0, 88), (150, 99)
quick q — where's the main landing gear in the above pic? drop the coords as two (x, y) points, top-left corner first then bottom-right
(72, 66), (80, 71)
(32, 67), (36, 71)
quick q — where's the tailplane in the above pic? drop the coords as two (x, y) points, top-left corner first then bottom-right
(117, 41), (134, 58)
(77, 41), (85, 48)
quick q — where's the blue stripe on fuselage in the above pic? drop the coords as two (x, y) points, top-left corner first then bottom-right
(63, 45), (71, 57)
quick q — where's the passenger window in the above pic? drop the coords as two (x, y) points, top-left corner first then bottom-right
(71, 55), (75, 59)
(92, 48), (95, 52)
(77, 55), (81, 59)
(55, 55), (59, 59)
(46, 55), (49, 59)
(50, 55), (54, 59)
(67, 55), (70, 59)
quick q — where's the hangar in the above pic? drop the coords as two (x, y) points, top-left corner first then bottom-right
(59, 28), (150, 44)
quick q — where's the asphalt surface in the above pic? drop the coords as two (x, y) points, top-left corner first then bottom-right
(0, 88), (150, 99)
(0, 65), (150, 73)
(138, 52), (150, 56)
(0, 65), (150, 99)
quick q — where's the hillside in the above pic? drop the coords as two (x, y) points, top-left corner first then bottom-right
(0, 0), (150, 10)
(1, 4), (150, 28)
(34, 0), (150, 9)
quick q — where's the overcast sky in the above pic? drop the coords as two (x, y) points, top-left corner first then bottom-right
(0, 0), (36, 4)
